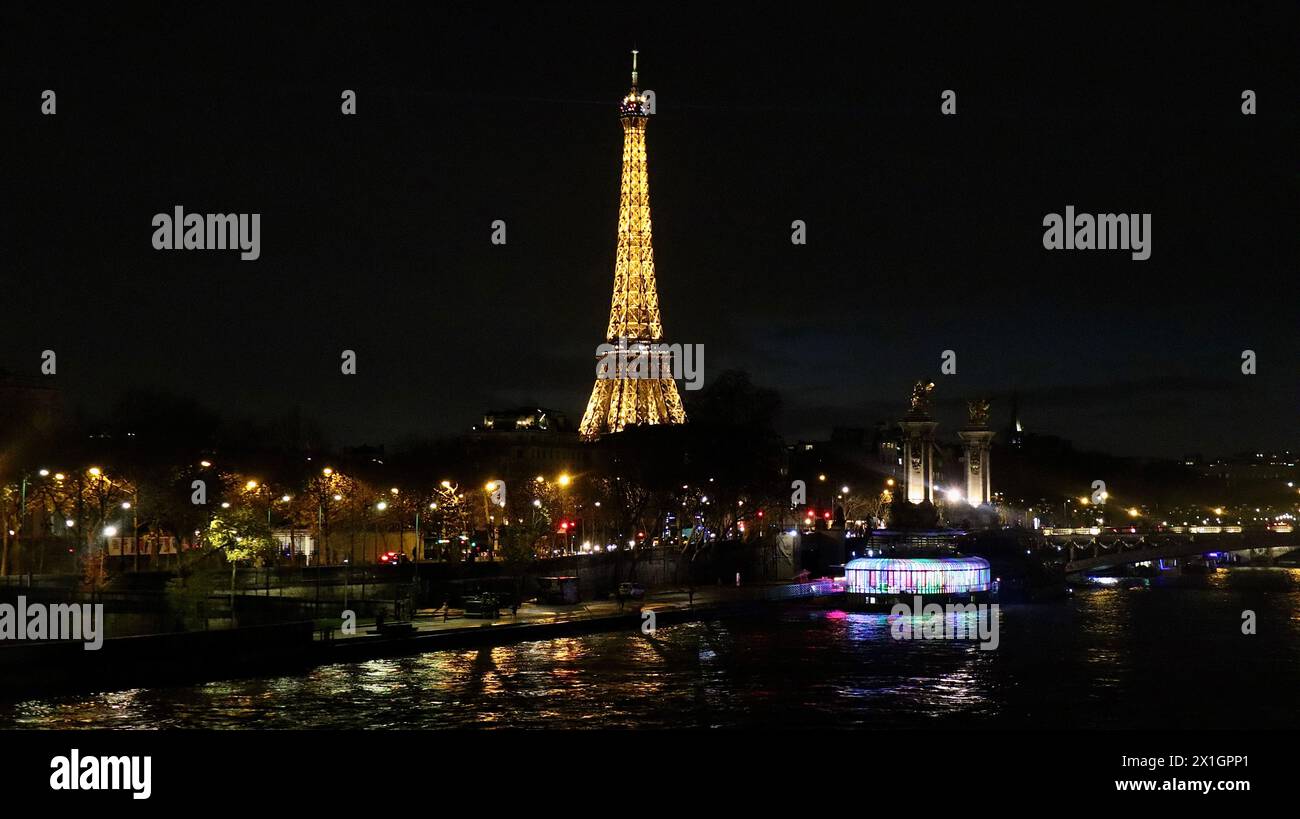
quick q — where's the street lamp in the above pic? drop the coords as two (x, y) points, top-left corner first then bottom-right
(482, 482), (503, 556)
(551, 475), (574, 553)
(315, 469), (345, 567)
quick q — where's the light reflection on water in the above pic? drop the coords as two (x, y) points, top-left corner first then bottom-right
(4, 568), (1299, 729)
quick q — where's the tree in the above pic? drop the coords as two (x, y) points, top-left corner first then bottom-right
(164, 553), (223, 630)
(79, 546), (112, 600)
(497, 514), (547, 607)
(0, 484), (18, 576)
(205, 505), (276, 624)
(23, 476), (76, 572)
(427, 481), (471, 560)
(302, 468), (359, 564)
(844, 490), (891, 530)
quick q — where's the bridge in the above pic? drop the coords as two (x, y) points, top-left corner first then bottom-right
(1039, 526), (1300, 573)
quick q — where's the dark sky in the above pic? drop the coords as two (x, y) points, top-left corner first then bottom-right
(3, 2), (1297, 458)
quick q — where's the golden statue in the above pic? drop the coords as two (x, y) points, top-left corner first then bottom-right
(908, 381), (935, 415)
(967, 398), (990, 427)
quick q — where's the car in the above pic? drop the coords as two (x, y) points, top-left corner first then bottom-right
(463, 594), (500, 618)
(617, 582), (645, 599)
(378, 550), (410, 565)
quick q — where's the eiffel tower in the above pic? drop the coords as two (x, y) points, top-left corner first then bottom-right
(578, 51), (688, 438)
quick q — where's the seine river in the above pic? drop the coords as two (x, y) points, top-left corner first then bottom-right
(5, 568), (1298, 729)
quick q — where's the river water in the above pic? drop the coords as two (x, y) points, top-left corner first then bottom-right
(4, 568), (1298, 729)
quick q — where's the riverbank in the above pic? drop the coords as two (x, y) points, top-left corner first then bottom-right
(0, 583), (827, 701)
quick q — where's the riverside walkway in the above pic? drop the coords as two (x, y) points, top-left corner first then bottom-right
(316, 580), (841, 661)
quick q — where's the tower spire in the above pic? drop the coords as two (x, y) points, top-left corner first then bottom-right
(578, 54), (688, 438)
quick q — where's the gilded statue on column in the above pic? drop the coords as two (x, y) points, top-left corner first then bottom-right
(908, 381), (935, 415)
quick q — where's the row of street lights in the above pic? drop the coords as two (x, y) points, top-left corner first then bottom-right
(11, 461), (588, 569)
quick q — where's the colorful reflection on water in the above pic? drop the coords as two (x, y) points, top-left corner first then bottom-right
(4, 568), (1299, 729)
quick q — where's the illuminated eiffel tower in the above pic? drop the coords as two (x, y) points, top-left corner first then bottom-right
(578, 51), (688, 438)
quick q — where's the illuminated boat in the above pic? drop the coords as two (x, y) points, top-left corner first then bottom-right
(843, 555), (993, 608)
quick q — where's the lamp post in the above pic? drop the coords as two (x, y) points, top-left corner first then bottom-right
(121, 497), (139, 572)
(556, 473), (572, 554)
(817, 473), (830, 530)
(483, 481), (504, 558)
(98, 524), (118, 601)
(33, 470), (62, 574)
(17, 473), (29, 575)
(86, 468), (112, 569)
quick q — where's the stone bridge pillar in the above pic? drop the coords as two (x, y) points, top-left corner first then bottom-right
(957, 424), (994, 506)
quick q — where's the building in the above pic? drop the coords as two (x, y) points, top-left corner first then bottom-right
(464, 407), (600, 483)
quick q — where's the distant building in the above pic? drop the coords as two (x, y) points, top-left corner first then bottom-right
(477, 407), (570, 433)
(1199, 451), (1298, 483)
(465, 407), (598, 480)
(793, 424), (901, 482)
(272, 528), (316, 563)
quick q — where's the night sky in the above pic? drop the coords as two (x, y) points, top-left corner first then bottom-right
(3, 3), (1297, 457)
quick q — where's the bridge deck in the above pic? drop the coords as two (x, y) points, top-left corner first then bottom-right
(1045, 529), (1298, 573)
